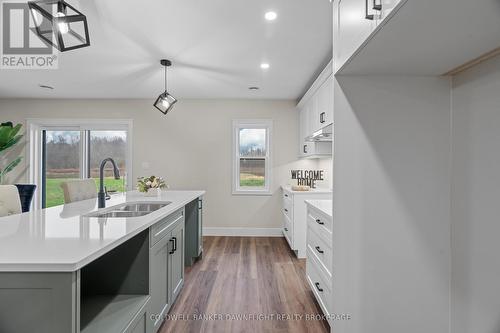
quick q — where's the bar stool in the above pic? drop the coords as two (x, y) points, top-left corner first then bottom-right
(60, 179), (97, 204)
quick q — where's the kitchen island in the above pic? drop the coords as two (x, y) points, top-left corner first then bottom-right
(0, 190), (204, 333)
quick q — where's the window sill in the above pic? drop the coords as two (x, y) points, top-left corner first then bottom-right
(232, 190), (272, 196)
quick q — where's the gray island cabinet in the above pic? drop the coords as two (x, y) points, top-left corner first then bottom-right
(0, 190), (204, 333)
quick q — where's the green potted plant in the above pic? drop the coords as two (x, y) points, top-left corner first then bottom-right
(0, 122), (23, 185)
(0, 122), (36, 212)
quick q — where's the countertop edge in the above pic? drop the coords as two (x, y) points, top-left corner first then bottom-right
(0, 190), (205, 272)
(281, 185), (332, 195)
(305, 199), (333, 219)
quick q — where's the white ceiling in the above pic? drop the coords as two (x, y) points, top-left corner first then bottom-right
(0, 0), (333, 99)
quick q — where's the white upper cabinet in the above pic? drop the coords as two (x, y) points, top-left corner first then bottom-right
(314, 75), (334, 132)
(377, 0), (401, 22)
(299, 105), (309, 157)
(297, 61), (333, 158)
(334, 0), (402, 72)
(299, 103), (331, 158)
(335, 0), (377, 72)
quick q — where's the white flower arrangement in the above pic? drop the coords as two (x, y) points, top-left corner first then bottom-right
(136, 176), (167, 193)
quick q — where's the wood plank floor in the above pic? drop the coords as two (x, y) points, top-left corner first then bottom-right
(159, 236), (330, 333)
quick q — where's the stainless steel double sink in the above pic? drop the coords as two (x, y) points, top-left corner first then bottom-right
(86, 201), (172, 218)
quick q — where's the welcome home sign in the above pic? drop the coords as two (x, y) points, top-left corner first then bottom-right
(291, 169), (324, 188)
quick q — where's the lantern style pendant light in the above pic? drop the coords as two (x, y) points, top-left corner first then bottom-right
(154, 59), (177, 115)
(28, 0), (90, 52)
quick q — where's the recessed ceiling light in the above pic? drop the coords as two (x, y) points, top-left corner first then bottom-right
(249, 86), (260, 90)
(265, 11), (277, 21)
(260, 63), (270, 70)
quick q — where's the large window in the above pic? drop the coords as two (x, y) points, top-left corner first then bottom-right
(232, 120), (272, 195)
(43, 130), (82, 207)
(28, 119), (132, 209)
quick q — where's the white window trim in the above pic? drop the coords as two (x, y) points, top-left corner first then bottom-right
(26, 118), (133, 209)
(232, 119), (273, 196)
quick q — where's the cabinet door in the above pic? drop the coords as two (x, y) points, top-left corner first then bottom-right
(149, 235), (170, 332)
(125, 302), (148, 333)
(169, 221), (185, 303)
(323, 75), (334, 126)
(299, 106), (308, 156)
(335, 0), (377, 71)
(378, 0), (401, 22)
(316, 76), (333, 129)
(307, 92), (320, 136)
(198, 199), (203, 255)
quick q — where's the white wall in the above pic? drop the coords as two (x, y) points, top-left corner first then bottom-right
(332, 76), (451, 333)
(451, 55), (500, 333)
(318, 157), (333, 189)
(0, 99), (329, 230)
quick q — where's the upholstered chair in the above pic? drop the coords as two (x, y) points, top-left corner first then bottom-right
(60, 179), (97, 204)
(0, 185), (22, 217)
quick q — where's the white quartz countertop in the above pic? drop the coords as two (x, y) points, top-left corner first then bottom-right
(281, 185), (332, 194)
(0, 190), (204, 272)
(305, 200), (333, 218)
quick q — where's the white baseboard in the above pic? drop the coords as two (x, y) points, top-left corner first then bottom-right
(203, 227), (283, 237)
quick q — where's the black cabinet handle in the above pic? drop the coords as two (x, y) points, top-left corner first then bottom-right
(316, 219), (324, 225)
(365, 0), (374, 19)
(315, 246), (324, 254)
(284, 227), (288, 232)
(284, 194), (288, 197)
(169, 238), (175, 254)
(320, 112), (326, 124)
(303, 144), (308, 154)
(284, 208), (288, 213)
(373, 0), (382, 11)
(315, 282), (324, 292)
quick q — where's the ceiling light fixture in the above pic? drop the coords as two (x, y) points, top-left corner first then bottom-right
(260, 63), (270, 70)
(265, 11), (277, 21)
(28, 0), (90, 52)
(154, 59), (177, 115)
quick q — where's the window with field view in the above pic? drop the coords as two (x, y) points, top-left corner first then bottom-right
(43, 130), (128, 208)
(89, 131), (127, 198)
(44, 131), (81, 207)
(233, 120), (272, 195)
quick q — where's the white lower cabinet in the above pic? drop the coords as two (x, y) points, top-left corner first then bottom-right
(306, 202), (333, 326)
(282, 187), (332, 258)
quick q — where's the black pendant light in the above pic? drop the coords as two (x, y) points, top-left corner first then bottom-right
(154, 59), (177, 115)
(28, 0), (90, 52)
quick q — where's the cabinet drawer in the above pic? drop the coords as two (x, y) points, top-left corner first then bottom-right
(283, 197), (293, 220)
(282, 212), (293, 247)
(307, 209), (333, 243)
(307, 225), (332, 277)
(150, 208), (184, 247)
(306, 248), (332, 317)
(282, 190), (292, 201)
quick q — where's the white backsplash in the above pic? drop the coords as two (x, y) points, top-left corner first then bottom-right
(284, 157), (333, 189)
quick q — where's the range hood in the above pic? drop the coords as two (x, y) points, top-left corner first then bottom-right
(306, 124), (333, 142)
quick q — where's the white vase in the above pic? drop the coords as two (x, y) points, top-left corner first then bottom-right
(144, 188), (160, 197)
